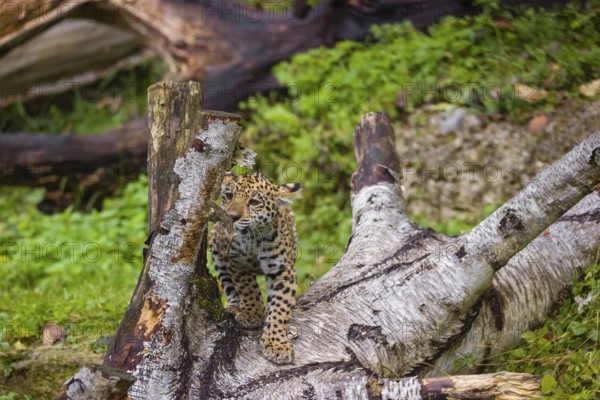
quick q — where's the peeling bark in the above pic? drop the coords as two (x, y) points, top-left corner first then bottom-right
(58, 92), (599, 398)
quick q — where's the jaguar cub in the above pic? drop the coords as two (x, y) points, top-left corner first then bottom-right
(210, 172), (301, 364)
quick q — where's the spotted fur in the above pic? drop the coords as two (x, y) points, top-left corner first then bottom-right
(210, 172), (301, 364)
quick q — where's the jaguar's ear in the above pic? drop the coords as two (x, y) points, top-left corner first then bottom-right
(277, 183), (302, 204)
(222, 172), (235, 186)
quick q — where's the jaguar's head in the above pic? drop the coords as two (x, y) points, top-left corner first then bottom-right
(220, 172), (301, 233)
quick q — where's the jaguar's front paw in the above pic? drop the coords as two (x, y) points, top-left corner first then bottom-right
(261, 335), (294, 365)
(225, 305), (263, 329)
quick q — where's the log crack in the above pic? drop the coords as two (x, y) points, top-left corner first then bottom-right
(306, 253), (428, 307)
(409, 297), (484, 376)
(304, 229), (445, 308)
(230, 359), (368, 398)
(198, 318), (243, 399)
(557, 209), (600, 224)
(589, 147), (600, 166)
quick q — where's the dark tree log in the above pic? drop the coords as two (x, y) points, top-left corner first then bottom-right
(0, 19), (147, 107)
(0, 118), (147, 211)
(0, 0), (570, 110)
(60, 81), (599, 398)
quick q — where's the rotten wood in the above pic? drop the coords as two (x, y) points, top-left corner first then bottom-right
(351, 112), (400, 192)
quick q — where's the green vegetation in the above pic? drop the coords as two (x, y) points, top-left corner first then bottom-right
(1, 1), (600, 398)
(244, 0), (600, 134)
(0, 178), (147, 347)
(490, 261), (600, 398)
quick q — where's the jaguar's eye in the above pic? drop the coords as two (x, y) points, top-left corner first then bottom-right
(248, 198), (262, 207)
(223, 192), (233, 201)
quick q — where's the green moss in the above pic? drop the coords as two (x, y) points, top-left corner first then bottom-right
(193, 276), (224, 322)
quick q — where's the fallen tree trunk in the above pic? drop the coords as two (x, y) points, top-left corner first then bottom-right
(0, 0), (569, 110)
(0, 118), (147, 211)
(55, 82), (600, 399)
(0, 18), (147, 107)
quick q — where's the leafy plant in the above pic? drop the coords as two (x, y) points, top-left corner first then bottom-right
(0, 176), (148, 347)
(490, 261), (600, 398)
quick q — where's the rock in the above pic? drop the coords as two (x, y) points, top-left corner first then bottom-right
(464, 114), (481, 131)
(438, 108), (467, 135)
(495, 129), (510, 140)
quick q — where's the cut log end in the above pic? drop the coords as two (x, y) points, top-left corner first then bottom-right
(200, 110), (242, 125)
(148, 81), (203, 95)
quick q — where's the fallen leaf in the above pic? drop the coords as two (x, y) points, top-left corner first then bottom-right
(14, 341), (27, 350)
(543, 229), (550, 236)
(514, 83), (549, 101)
(494, 19), (513, 29)
(579, 79), (600, 97)
(528, 114), (548, 135)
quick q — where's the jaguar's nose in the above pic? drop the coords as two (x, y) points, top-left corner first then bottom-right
(229, 211), (241, 222)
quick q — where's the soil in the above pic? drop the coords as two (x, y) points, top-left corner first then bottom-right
(394, 100), (600, 224)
